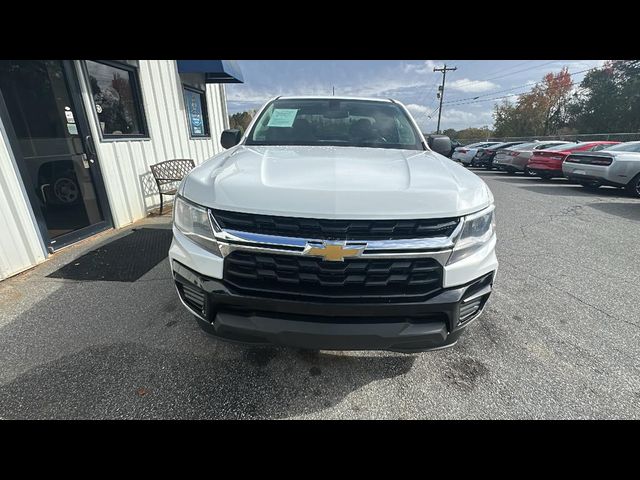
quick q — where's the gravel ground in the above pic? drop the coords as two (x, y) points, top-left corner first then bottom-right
(1, 171), (639, 419)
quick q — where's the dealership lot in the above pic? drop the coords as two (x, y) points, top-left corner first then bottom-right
(0, 170), (639, 419)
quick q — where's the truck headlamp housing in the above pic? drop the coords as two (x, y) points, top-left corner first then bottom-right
(448, 204), (495, 265)
(173, 196), (221, 256)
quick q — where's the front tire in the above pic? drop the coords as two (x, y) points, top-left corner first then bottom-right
(625, 173), (640, 198)
(524, 167), (537, 177)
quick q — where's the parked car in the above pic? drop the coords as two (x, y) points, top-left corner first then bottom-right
(453, 141), (502, 165)
(447, 139), (462, 158)
(494, 141), (571, 175)
(526, 141), (621, 179)
(472, 141), (530, 169)
(169, 96), (498, 352)
(562, 141), (640, 197)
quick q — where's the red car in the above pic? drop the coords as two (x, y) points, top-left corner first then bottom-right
(527, 141), (621, 179)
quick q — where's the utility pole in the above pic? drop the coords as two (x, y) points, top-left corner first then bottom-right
(332, 85), (335, 96)
(433, 64), (457, 134)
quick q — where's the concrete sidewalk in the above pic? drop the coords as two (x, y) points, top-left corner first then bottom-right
(0, 215), (172, 330)
(0, 213), (411, 419)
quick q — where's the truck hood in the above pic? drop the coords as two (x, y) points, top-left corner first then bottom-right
(182, 145), (492, 219)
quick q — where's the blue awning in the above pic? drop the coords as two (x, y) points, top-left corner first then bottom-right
(176, 60), (244, 83)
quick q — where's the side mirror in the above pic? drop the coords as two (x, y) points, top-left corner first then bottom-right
(220, 129), (242, 149)
(427, 135), (452, 156)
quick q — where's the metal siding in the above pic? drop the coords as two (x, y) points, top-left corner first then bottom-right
(76, 60), (228, 229)
(0, 60), (230, 280)
(0, 119), (47, 280)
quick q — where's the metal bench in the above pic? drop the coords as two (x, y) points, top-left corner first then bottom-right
(150, 159), (195, 214)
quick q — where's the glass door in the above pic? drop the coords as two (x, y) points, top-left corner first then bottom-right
(0, 60), (111, 250)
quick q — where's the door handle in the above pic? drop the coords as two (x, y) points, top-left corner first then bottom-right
(85, 135), (96, 156)
(40, 184), (50, 204)
(73, 153), (91, 169)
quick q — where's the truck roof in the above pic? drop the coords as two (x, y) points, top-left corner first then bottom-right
(275, 95), (394, 103)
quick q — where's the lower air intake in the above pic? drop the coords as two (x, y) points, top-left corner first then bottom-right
(179, 283), (206, 316)
(459, 298), (482, 323)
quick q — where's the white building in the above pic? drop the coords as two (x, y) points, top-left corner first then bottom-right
(0, 59), (243, 280)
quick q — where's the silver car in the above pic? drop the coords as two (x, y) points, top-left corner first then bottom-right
(452, 141), (501, 165)
(562, 141), (640, 197)
(494, 141), (569, 175)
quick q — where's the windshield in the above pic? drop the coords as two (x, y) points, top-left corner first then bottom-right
(602, 142), (640, 152)
(246, 98), (423, 150)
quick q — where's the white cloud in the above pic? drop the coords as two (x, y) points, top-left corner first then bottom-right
(226, 79), (432, 108)
(407, 105), (495, 132)
(441, 108), (494, 125)
(403, 60), (437, 75)
(405, 104), (434, 119)
(340, 79), (428, 98)
(448, 79), (499, 93)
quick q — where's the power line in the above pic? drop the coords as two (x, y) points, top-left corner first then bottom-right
(419, 61), (541, 129)
(443, 81), (539, 104)
(481, 60), (559, 82)
(448, 60), (558, 89)
(443, 66), (600, 107)
(447, 61), (632, 106)
(474, 60), (533, 77)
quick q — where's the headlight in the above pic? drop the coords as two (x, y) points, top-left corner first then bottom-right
(173, 196), (221, 256)
(448, 205), (495, 265)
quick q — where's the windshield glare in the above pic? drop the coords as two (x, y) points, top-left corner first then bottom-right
(246, 99), (423, 150)
(543, 142), (580, 151)
(510, 142), (538, 150)
(603, 142), (640, 152)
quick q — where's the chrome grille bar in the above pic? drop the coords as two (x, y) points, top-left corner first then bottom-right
(209, 210), (463, 265)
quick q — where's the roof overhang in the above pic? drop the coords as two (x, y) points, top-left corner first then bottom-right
(176, 60), (244, 83)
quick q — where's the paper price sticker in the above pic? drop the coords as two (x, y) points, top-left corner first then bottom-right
(267, 109), (298, 128)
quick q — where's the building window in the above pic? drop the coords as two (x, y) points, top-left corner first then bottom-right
(183, 85), (210, 138)
(85, 60), (148, 138)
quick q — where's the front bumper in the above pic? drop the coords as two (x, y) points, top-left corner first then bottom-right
(172, 259), (495, 353)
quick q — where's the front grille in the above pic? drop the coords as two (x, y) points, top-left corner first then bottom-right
(212, 209), (459, 240)
(223, 251), (443, 301)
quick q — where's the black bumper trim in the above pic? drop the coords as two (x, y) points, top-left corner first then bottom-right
(172, 260), (494, 352)
(564, 173), (627, 188)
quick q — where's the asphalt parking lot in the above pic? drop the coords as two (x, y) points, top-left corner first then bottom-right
(1, 170), (639, 419)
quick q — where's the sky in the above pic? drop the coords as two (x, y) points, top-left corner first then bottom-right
(225, 60), (605, 132)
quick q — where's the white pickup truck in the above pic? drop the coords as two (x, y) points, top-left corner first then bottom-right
(169, 96), (498, 352)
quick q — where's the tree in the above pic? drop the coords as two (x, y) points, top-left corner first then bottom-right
(492, 67), (574, 137)
(567, 60), (640, 133)
(442, 128), (457, 138)
(429, 127), (494, 141)
(229, 110), (255, 133)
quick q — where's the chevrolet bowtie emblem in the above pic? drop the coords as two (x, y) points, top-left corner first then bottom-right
(303, 241), (366, 262)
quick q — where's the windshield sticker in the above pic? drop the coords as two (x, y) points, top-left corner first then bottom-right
(267, 109), (298, 128)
